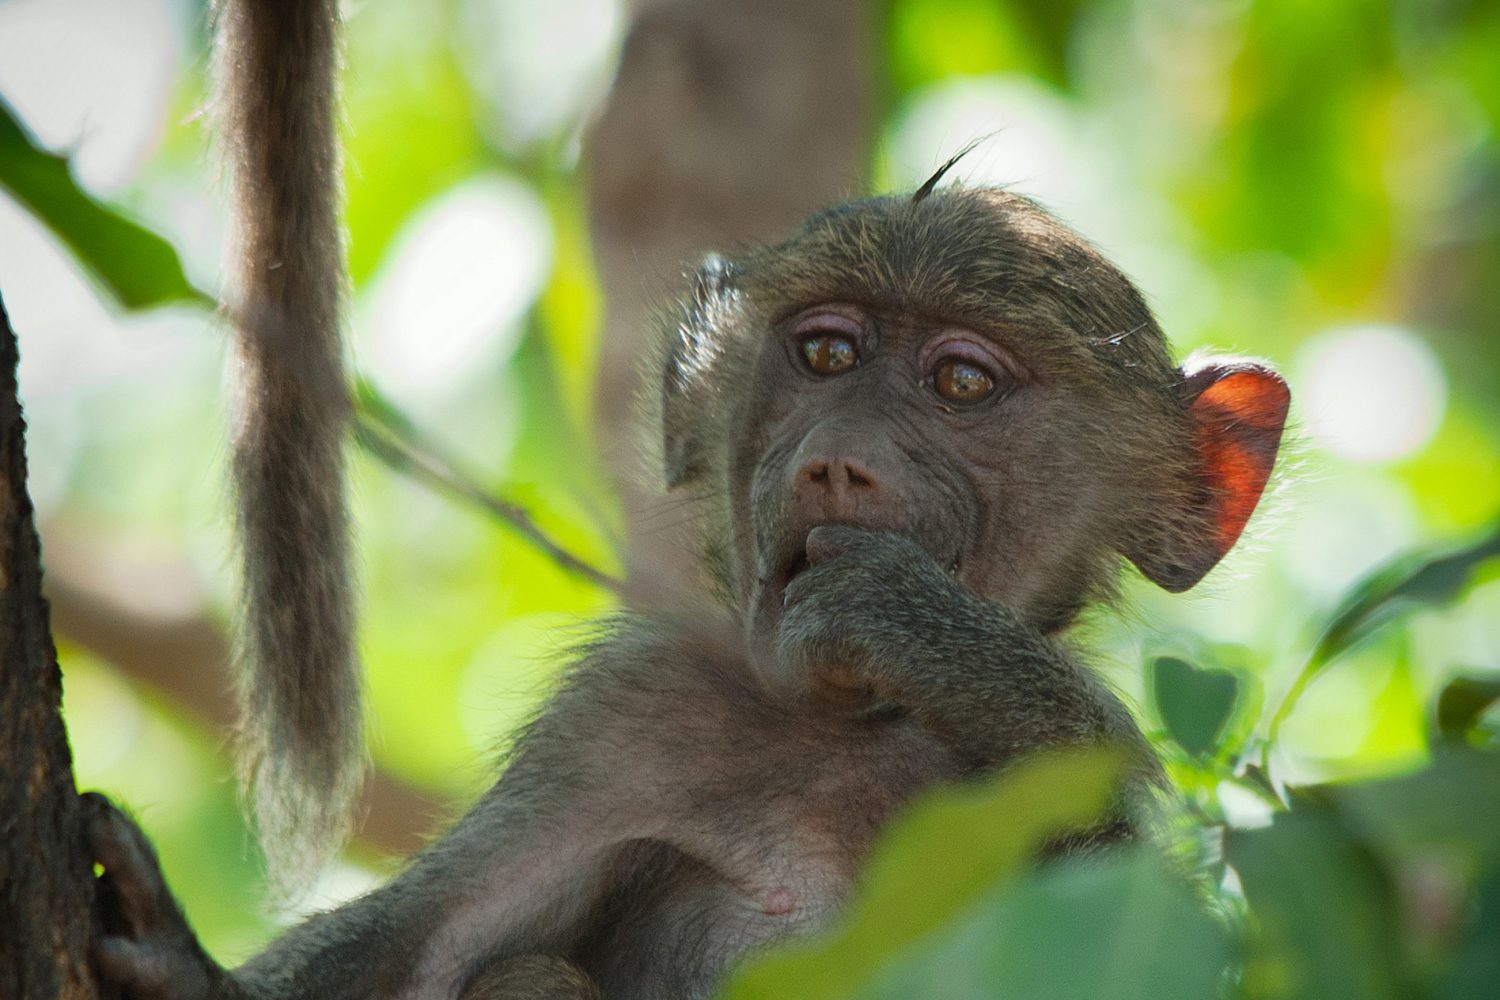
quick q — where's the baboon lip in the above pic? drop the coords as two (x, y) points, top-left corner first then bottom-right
(765, 530), (959, 600)
(757, 531), (962, 622)
(773, 548), (810, 607)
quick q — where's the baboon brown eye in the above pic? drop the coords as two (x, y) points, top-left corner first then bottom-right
(800, 334), (859, 375)
(932, 359), (995, 402)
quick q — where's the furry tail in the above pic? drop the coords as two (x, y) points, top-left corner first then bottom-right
(214, 0), (362, 893)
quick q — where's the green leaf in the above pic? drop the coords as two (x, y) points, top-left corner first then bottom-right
(1435, 867), (1500, 1000)
(1311, 523), (1500, 669)
(1332, 749), (1500, 873)
(721, 749), (1126, 1000)
(1434, 674), (1500, 744)
(1267, 521), (1500, 749)
(861, 853), (1232, 1000)
(1227, 807), (1406, 1000)
(0, 100), (208, 311)
(1151, 655), (1242, 759)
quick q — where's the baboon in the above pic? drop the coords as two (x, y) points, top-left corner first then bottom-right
(89, 184), (1289, 997)
(86, 2), (1289, 999)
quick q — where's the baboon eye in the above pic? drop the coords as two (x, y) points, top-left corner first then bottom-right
(800, 334), (859, 375)
(931, 358), (995, 403)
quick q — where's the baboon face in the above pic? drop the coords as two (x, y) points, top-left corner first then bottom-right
(662, 188), (1289, 641)
(732, 300), (1115, 642)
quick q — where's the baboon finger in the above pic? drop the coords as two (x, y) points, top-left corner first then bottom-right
(83, 791), (168, 934)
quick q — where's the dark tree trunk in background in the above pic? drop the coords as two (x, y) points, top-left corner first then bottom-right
(0, 292), (100, 1000)
(587, 0), (872, 601)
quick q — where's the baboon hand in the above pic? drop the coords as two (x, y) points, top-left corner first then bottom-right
(84, 792), (232, 1000)
(773, 526), (985, 706)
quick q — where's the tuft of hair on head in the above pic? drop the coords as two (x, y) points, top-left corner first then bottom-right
(911, 135), (996, 204)
(214, 0), (364, 899)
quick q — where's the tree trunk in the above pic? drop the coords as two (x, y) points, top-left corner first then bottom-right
(0, 291), (100, 1000)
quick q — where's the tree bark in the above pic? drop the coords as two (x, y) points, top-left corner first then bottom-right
(586, 0), (873, 602)
(0, 291), (99, 998)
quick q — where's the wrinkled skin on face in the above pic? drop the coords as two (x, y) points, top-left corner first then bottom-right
(661, 188), (1275, 663)
(733, 297), (1140, 642)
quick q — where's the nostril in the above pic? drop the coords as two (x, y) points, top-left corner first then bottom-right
(796, 456), (876, 493)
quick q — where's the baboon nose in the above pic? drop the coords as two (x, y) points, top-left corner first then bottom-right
(801, 456), (875, 489)
(795, 455), (880, 515)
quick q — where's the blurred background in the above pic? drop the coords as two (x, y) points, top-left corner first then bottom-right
(0, 0), (1497, 964)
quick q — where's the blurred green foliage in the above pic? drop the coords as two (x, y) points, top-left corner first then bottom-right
(2, 0), (1499, 992)
(719, 539), (1500, 1000)
(0, 102), (205, 310)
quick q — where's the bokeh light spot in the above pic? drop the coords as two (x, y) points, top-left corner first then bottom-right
(0, 0), (178, 193)
(1295, 325), (1447, 463)
(360, 175), (553, 405)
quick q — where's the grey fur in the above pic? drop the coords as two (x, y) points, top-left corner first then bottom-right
(89, 186), (1288, 999)
(214, 0), (362, 893)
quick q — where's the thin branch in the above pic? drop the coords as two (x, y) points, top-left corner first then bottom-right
(354, 414), (627, 597)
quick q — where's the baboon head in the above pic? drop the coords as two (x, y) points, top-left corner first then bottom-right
(660, 185), (1289, 639)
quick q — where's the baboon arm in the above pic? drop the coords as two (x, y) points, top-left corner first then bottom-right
(776, 527), (1151, 769)
(90, 770), (643, 999)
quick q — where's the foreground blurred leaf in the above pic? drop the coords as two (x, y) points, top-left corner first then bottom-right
(721, 749), (1125, 1000)
(1435, 868), (1500, 1000)
(1228, 808), (1405, 1000)
(0, 101), (207, 311)
(862, 853), (1231, 1000)
(1333, 749), (1500, 873)
(1268, 521), (1500, 746)
(1151, 655), (1241, 760)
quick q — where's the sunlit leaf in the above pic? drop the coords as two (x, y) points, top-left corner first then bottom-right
(887, 0), (1086, 94)
(1210, 0), (1394, 268)
(536, 184), (604, 435)
(862, 853), (1231, 1000)
(0, 100), (207, 311)
(1150, 655), (1241, 759)
(1312, 524), (1500, 667)
(1268, 521), (1500, 747)
(1227, 808), (1405, 1000)
(890, 0), (1027, 92)
(340, 8), (482, 285)
(1355, 651), (1427, 767)
(721, 749), (1125, 1000)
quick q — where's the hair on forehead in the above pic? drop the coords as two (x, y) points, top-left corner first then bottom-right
(911, 136), (992, 204)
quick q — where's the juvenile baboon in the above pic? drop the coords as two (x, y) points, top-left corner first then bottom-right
(87, 3), (1290, 999)
(89, 186), (1288, 999)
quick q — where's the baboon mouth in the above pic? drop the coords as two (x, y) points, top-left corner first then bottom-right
(774, 549), (811, 607)
(764, 537), (959, 610)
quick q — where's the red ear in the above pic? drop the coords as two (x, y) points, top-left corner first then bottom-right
(1183, 361), (1289, 572)
(1125, 360), (1289, 593)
